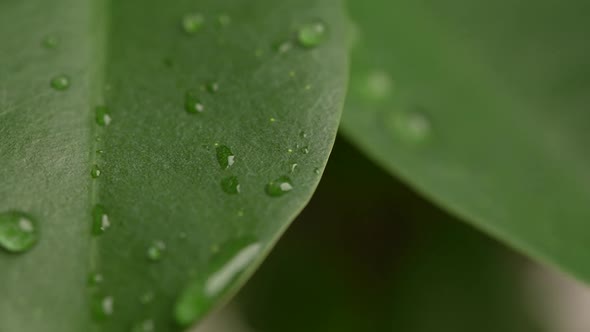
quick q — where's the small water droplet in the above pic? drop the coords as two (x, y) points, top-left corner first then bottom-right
(299, 130), (308, 138)
(95, 106), (112, 126)
(237, 209), (244, 217)
(92, 295), (114, 321)
(301, 146), (309, 154)
(184, 91), (204, 113)
(131, 319), (155, 332)
(88, 272), (104, 287)
(42, 35), (59, 49)
(140, 291), (155, 305)
(147, 241), (166, 261)
(265, 176), (293, 197)
(221, 176), (240, 195)
(269, 117), (276, 123)
(290, 163), (298, 173)
(50, 75), (70, 91)
(215, 145), (235, 169)
(289, 70), (296, 78)
(0, 211), (38, 253)
(182, 13), (205, 34)
(217, 13), (231, 27)
(274, 40), (292, 54)
(363, 70), (393, 100)
(287, 148), (294, 153)
(92, 204), (110, 235)
(391, 109), (431, 142)
(297, 21), (327, 48)
(96, 150), (105, 154)
(90, 164), (101, 178)
(206, 82), (219, 93)
(314, 167), (321, 175)
(174, 240), (262, 327)
(304, 84), (311, 91)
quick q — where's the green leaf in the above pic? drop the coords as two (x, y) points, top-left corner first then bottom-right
(342, 0), (590, 283)
(0, 0), (349, 331)
(237, 139), (544, 332)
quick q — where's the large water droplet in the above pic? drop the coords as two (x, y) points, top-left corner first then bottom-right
(147, 241), (166, 262)
(185, 91), (204, 114)
(174, 240), (262, 327)
(297, 21), (327, 48)
(215, 145), (235, 169)
(92, 204), (110, 235)
(0, 211), (38, 253)
(90, 164), (101, 178)
(391, 109), (431, 142)
(95, 106), (112, 127)
(220, 176), (240, 195)
(92, 294), (114, 321)
(50, 75), (70, 91)
(42, 35), (59, 49)
(182, 13), (205, 34)
(265, 176), (293, 197)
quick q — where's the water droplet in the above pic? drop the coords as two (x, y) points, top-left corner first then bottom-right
(297, 21), (327, 48)
(131, 319), (155, 332)
(265, 176), (293, 197)
(289, 70), (296, 78)
(299, 130), (308, 138)
(96, 150), (105, 154)
(90, 164), (101, 178)
(174, 240), (262, 327)
(92, 204), (110, 235)
(391, 110), (431, 142)
(182, 13), (205, 34)
(184, 91), (204, 113)
(290, 163), (298, 173)
(314, 167), (321, 175)
(287, 148), (294, 153)
(0, 211), (38, 253)
(269, 117), (276, 123)
(301, 146), (309, 154)
(304, 84), (311, 91)
(220, 176), (240, 195)
(274, 40), (292, 54)
(92, 295), (114, 321)
(362, 70), (393, 101)
(88, 272), (104, 287)
(42, 35), (59, 49)
(139, 291), (155, 305)
(50, 75), (70, 91)
(95, 106), (112, 126)
(147, 241), (166, 261)
(206, 82), (219, 94)
(217, 13), (231, 27)
(215, 145), (235, 169)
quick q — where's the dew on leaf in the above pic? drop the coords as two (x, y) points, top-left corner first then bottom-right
(90, 164), (101, 178)
(362, 70), (393, 101)
(314, 167), (321, 175)
(42, 35), (59, 49)
(0, 211), (38, 253)
(95, 106), (112, 126)
(290, 163), (298, 173)
(299, 130), (308, 138)
(131, 319), (155, 332)
(297, 21), (327, 48)
(50, 75), (70, 91)
(391, 109), (431, 142)
(92, 295), (114, 321)
(174, 240), (262, 327)
(206, 82), (219, 93)
(184, 91), (204, 114)
(215, 145), (235, 169)
(265, 176), (293, 197)
(147, 241), (166, 261)
(88, 272), (104, 287)
(182, 13), (205, 34)
(274, 40), (292, 54)
(301, 146), (309, 154)
(217, 14), (231, 27)
(91, 204), (110, 235)
(221, 176), (240, 195)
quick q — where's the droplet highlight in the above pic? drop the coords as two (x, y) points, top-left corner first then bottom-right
(391, 110), (431, 142)
(185, 91), (204, 114)
(92, 204), (110, 235)
(50, 75), (70, 91)
(215, 145), (235, 169)
(297, 21), (327, 48)
(90, 164), (101, 178)
(95, 106), (112, 126)
(147, 241), (166, 262)
(0, 211), (38, 253)
(265, 176), (293, 197)
(221, 176), (240, 195)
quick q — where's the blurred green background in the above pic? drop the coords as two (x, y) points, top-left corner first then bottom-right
(193, 136), (590, 332)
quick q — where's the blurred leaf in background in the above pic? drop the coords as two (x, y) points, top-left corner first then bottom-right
(342, 0), (590, 284)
